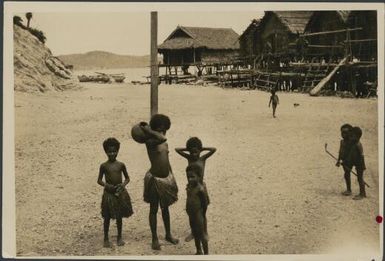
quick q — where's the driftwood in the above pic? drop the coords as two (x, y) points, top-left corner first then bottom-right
(309, 57), (347, 96)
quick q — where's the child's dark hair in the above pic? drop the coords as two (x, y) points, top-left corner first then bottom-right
(186, 137), (202, 151)
(271, 89), (276, 95)
(340, 123), (353, 131)
(103, 137), (120, 152)
(351, 126), (363, 139)
(186, 163), (202, 175)
(150, 114), (171, 131)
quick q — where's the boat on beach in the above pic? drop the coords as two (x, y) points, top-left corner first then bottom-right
(77, 74), (110, 83)
(77, 72), (125, 83)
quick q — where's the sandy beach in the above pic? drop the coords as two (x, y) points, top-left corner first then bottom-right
(15, 82), (380, 257)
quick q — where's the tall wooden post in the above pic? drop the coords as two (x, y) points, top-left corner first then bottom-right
(150, 12), (158, 116)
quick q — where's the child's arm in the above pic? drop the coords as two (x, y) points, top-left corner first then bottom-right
(200, 147), (217, 160)
(198, 188), (208, 213)
(358, 142), (366, 170)
(121, 163), (130, 187)
(268, 97), (272, 107)
(175, 147), (191, 159)
(336, 140), (343, 166)
(97, 165), (105, 187)
(140, 123), (167, 145)
(97, 165), (114, 191)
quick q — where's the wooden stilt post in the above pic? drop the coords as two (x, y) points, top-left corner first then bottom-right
(150, 11), (158, 117)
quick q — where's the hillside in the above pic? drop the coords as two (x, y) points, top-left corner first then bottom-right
(58, 51), (152, 70)
(13, 25), (80, 93)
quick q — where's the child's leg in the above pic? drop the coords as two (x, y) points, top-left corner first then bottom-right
(342, 166), (352, 194)
(116, 217), (125, 246)
(194, 238), (203, 255)
(149, 200), (161, 250)
(357, 169), (366, 197)
(203, 208), (208, 238)
(103, 217), (111, 247)
(273, 104), (276, 117)
(202, 238), (209, 255)
(161, 206), (179, 244)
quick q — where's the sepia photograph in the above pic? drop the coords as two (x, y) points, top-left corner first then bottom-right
(2, 2), (384, 260)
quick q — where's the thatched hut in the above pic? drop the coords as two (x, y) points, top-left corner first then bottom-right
(258, 11), (313, 54)
(158, 26), (240, 66)
(304, 11), (352, 58)
(239, 19), (262, 58)
(347, 11), (377, 61)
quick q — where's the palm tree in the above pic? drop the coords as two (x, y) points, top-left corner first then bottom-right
(25, 12), (32, 28)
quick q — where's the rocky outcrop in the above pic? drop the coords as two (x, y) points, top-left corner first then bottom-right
(13, 25), (80, 93)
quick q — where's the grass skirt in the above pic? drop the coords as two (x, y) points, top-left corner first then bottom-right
(143, 170), (178, 207)
(101, 188), (133, 219)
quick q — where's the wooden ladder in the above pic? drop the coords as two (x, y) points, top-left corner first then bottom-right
(302, 58), (332, 92)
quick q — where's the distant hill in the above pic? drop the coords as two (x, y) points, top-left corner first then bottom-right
(58, 51), (154, 70)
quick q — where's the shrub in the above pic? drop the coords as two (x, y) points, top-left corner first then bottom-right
(13, 16), (26, 28)
(28, 28), (47, 44)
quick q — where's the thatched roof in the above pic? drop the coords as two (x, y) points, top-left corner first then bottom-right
(270, 11), (314, 34)
(336, 11), (351, 23)
(239, 19), (261, 39)
(158, 26), (240, 50)
(304, 11), (354, 33)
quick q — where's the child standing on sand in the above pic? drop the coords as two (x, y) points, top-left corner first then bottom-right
(268, 89), (279, 118)
(139, 114), (179, 250)
(97, 138), (133, 247)
(336, 124), (353, 196)
(186, 164), (209, 255)
(345, 126), (367, 200)
(175, 137), (216, 241)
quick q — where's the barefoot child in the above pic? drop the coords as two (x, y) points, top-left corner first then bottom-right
(268, 89), (279, 118)
(175, 137), (216, 241)
(345, 126), (367, 200)
(97, 138), (133, 247)
(186, 164), (209, 255)
(336, 124), (353, 195)
(139, 114), (179, 250)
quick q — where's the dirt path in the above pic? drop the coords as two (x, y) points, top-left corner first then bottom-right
(15, 83), (380, 257)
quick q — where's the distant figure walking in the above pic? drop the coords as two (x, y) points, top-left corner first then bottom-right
(268, 89), (279, 118)
(97, 138), (133, 248)
(139, 114), (179, 250)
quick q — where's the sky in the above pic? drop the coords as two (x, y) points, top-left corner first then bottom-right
(15, 11), (264, 56)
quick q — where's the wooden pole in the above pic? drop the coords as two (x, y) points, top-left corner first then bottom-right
(301, 27), (362, 38)
(150, 11), (158, 117)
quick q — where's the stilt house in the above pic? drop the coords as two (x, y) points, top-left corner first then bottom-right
(158, 26), (240, 66)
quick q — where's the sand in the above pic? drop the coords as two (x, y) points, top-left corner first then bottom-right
(14, 82), (380, 257)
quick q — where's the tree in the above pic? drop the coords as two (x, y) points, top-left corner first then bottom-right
(25, 12), (32, 28)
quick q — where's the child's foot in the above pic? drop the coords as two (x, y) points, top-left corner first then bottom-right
(151, 239), (161, 250)
(185, 233), (194, 242)
(103, 240), (111, 248)
(341, 190), (352, 196)
(195, 251), (203, 255)
(165, 235), (179, 245)
(117, 238), (125, 246)
(353, 194), (365, 200)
